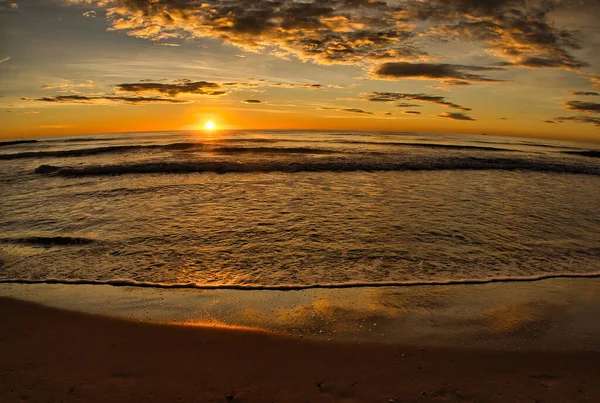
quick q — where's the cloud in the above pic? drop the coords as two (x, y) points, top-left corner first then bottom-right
(361, 92), (471, 111)
(396, 103), (421, 108)
(63, 1), (589, 70)
(552, 116), (600, 126)
(67, 0), (423, 65)
(83, 10), (96, 17)
(34, 95), (189, 104)
(41, 81), (94, 90)
(404, 111), (421, 115)
(543, 119), (556, 124)
(242, 99), (262, 104)
(438, 112), (476, 121)
(0, 56), (10, 64)
(416, 0), (588, 70)
(318, 107), (373, 115)
(5, 110), (39, 114)
(569, 91), (599, 97)
(372, 62), (505, 84)
(270, 83), (322, 90)
(565, 101), (600, 114)
(115, 81), (228, 96)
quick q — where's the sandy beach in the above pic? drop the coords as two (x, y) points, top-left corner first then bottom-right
(2, 295), (599, 403)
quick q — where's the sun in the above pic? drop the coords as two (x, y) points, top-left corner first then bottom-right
(204, 121), (217, 131)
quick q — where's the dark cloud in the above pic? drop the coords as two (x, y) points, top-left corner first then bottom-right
(396, 103), (421, 108)
(553, 116), (600, 126)
(404, 111), (421, 115)
(361, 92), (471, 111)
(73, 0), (422, 65)
(543, 119), (557, 124)
(565, 101), (600, 114)
(373, 62), (505, 83)
(65, 1), (589, 70)
(115, 81), (227, 96)
(438, 112), (476, 121)
(34, 95), (188, 104)
(415, 0), (588, 70)
(242, 99), (262, 104)
(569, 91), (599, 97)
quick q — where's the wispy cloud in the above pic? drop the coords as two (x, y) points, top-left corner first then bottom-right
(270, 83), (322, 90)
(551, 116), (600, 126)
(438, 112), (476, 121)
(318, 107), (373, 115)
(361, 92), (471, 112)
(34, 95), (189, 105)
(569, 91), (599, 97)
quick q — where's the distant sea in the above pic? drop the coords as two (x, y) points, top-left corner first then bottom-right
(1, 130), (599, 289)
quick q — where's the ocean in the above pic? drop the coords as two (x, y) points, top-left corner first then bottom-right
(1, 130), (599, 289)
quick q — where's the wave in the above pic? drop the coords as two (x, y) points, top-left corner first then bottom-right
(1, 272), (599, 291)
(334, 140), (521, 152)
(51, 137), (125, 143)
(0, 140), (39, 147)
(0, 236), (95, 246)
(0, 143), (334, 160)
(563, 150), (600, 159)
(34, 157), (600, 176)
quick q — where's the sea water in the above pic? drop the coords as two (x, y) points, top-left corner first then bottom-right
(1, 130), (599, 288)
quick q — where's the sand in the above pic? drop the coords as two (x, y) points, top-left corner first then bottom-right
(1, 296), (599, 403)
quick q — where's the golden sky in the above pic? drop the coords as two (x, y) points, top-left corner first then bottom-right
(1, 0), (599, 141)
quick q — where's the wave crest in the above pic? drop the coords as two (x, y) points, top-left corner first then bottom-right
(34, 157), (600, 177)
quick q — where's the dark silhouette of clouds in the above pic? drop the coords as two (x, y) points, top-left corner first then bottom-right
(438, 112), (476, 121)
(569, 91), (599, 96)
(318, 106), (373, 115)
(35, 95), (189, 104)
(270, 83), (322, 90)
(552, 116), (600, 126)
(116, 81), (228, 96)
(565, 101), (600, 114)
(373, 62), (505, 84)
(361, 92), (471, 111)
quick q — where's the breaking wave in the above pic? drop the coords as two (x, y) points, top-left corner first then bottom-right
(0, 236), (96, 246)
(1, 272), (599, 290)
(34, 157), (600, 176)
(563, 150), (600, 159)
(0, 143), (335, 160)
(0, 140), (39, 147)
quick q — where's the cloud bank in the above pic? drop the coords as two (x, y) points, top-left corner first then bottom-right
(64, 0), (589, 70)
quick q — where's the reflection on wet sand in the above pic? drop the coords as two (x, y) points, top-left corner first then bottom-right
(1, 278), (598, 351)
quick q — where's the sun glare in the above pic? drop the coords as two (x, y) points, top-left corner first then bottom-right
(204, 121), (217, 131)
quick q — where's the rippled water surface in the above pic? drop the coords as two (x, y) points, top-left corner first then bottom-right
(1, 130), (599, 287)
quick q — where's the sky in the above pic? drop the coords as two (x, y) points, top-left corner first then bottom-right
(1, 0), (599, 142)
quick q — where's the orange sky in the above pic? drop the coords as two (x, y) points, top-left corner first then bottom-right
(1, 0), (599, 142)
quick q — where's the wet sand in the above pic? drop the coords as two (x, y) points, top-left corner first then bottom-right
(1, 296), (599, 403)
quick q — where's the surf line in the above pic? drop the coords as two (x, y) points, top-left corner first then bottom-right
(1, 272), (600, 291)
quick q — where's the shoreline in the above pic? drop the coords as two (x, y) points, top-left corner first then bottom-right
(1, 278), (599, 350)
(2, 295), (599, 402)
(2, 270), (600, 290)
